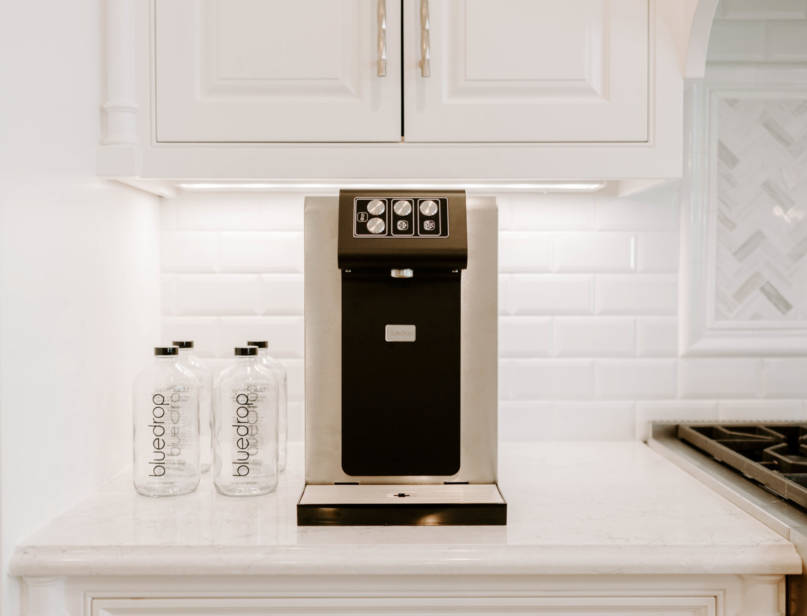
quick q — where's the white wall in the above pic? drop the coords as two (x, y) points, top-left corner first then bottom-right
(0, 1), (161, 613)
(160, 187), (807, 445)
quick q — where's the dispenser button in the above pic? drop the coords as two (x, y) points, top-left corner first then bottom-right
(419, 200), (438, 216)
(423, 219), (436, 232)
(393, 200), (412, 216)
(366, 217), (386, 234)
(396, 219), (409, 232)
(366, 199), (386, 216)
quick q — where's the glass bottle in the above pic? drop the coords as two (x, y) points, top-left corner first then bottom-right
(172, 340), (212, 472)
(132, 347), (200, 497)
(213, 347), (279, 496)
(247, 340), (288, 471)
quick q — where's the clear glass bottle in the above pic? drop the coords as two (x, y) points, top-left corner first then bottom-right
(213, 347), (279, 496)
(247, 340), (288, 471)
(133, 347), (200, 497)
(172, 340), (212, 472)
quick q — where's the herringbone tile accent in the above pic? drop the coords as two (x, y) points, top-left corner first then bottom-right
(715, 97), (807, 322)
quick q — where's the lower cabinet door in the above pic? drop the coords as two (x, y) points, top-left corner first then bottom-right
(92, 595), (716, 615)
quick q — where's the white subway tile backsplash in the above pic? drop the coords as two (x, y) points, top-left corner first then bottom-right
(717, 400), (806, 421)
(257, 275), (304, 315)
(503, 275), (593, 315)
(635, 401), (719, 440)
(160, 200), (178, 230)
(171, 274), (263, 315)
(159, 190), (806, 442)
(499, 193), (596, 230)
(636, 317), (678, 357)
(287, 401), (304, 442)
(763, 359), (807, 398)
(596, 275), (677, 315)
(161, 316), (221, 357)
(499, 232), (552, 272)
(174, 193), (304, 231)
(500, 359), (594, 400)
(679, 358), (763, 398)
(498, 402), (554, 441)
(499, 401), (634, 441)
(215, 316), (304, 358)
(170, 274), (303, 316)
(551, 402), (636, 440)
(595, 189), (679, 231)
(499, 316), (553, 357)
(595, 360), (677, 399)
(554, 232), (635, 272)
(554, 317), (635, 357)
(161, 278), (177, 315)
(285, 358), (304, 402)
(636, 232), (679, 272)
(219, 231), (303, 273)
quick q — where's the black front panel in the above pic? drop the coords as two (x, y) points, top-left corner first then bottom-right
(341, 272), (461, 477)
(338, 190), (467, 270)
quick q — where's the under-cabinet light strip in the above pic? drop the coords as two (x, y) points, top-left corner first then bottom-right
(176, 182), (607, 193)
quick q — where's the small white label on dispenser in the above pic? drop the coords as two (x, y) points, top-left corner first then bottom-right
(385, 324), (416, 342)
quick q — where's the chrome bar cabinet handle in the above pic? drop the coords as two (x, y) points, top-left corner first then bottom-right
(419, 0), (431, 77)
(377, 0), (388, 77)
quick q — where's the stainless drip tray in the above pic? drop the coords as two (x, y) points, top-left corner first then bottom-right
(297, 483), (506, 526)
(678, 423), (807, 509)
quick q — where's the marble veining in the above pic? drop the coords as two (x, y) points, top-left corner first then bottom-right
(10, 443), (802, 577)
(715, 96), (807, 322)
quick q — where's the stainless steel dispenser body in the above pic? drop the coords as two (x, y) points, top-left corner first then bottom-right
(299, 192), (504, 525)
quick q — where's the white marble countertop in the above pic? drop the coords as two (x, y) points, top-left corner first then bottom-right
(10, 442), (802, 577)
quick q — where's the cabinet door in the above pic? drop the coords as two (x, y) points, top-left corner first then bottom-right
(403, 0), (649, 142)
(155, 0), (401, 142)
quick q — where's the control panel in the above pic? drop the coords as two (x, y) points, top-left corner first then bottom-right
(353, 197), (449, 238)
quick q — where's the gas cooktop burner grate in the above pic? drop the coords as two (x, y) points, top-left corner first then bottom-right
(678, 423), (807, 508)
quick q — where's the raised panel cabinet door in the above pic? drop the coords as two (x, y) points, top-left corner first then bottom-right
(403, 0), (649, 142)
(155, 0), (401, 142)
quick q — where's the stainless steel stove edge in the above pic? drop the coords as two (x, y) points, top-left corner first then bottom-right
(648, 422), (807, 616)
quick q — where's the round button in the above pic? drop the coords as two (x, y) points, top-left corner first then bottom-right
(366, 217), (385, 234)
(393, 200), (412, 216)
(419, 199), (438, 216)
(366, 199), (385, 216)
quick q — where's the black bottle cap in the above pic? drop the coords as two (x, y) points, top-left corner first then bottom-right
(234, 347), (258, 356)
(154, 347), (178, 356)
(246, 340), (268, 348)
(172, 340), (194, 349)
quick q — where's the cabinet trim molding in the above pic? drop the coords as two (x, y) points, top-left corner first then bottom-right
(102, 0), (138, 145)
(91, 594), (717, 615)
(680, 68), (807, 356)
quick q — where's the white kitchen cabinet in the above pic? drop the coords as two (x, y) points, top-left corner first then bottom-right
(403, 0), (649, 142)
(98, 0), (711, 182)
(20, 573), (784, 616)
(156, 0), (647, 144)
(155, 0), (401, 142)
